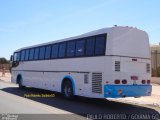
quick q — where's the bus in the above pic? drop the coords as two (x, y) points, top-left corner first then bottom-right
(10, 26), (152, 99)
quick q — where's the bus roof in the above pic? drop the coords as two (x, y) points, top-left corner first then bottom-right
(14, 26), (146, 52)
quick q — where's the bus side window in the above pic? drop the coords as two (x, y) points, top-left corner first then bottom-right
(39, 46), (45, 60)
(51, 44), (59, 59)
(21, 50), (25, 61)
(29, 48), (34, 60)
(76, 39), (85, 56)
(34, 48), (40, 60)
(58, 42), (66, 58)
(13, 53), (17, 62)
(25, 49), (29, 61)
(86, 37), (95, 56)
(45, 45), (51, 59)
(17, 52), (20, 61)
(95, 35), (106, 55)
(67, 41), (76, 57)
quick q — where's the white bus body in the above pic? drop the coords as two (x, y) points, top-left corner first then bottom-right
(11, 26), (152, 98)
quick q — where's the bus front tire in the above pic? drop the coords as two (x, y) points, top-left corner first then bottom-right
(62, 80), (74, 100)
(18, 77), (25, 90)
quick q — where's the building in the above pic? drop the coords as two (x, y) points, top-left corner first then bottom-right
(151, 43), (160, 77)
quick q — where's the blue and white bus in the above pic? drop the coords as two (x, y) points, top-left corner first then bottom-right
(11, 26), (152, 99)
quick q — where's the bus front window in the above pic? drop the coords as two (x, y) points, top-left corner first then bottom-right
(12, 52), (20, 67)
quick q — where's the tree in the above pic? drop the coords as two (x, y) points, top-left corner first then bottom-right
(0, 57), (9, 64)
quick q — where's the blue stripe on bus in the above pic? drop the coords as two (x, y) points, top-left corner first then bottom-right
(104, 85), (152, 98)
(61, 76), (75, 95)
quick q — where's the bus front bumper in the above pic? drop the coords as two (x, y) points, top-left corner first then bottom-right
(104, 85), (152, 98)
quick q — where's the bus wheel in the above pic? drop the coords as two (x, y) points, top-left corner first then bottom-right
(18, 77), (25, 90)
(63, 80), (74, 100)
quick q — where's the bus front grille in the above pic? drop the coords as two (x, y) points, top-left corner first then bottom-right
(92, 72), (102, 94)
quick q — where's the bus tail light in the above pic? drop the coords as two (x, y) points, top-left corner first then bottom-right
(142, 80), (146, 84)
(114, 79), (120, 84)
(131, 76), (138, 80)
(122, 79), (127, 84)
(147, 80), (150, 84)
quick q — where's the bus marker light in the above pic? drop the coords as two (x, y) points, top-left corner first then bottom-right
(122, 79), (127, 84)
(114, 79), (120, 84)
(142, 80), (146, 84)
(147, 80), (150, 84)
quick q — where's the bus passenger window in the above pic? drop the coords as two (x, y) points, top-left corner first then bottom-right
(76, 39), (85, 56)
(17, 52), (20, 61)
(95, 36), (106, 55)
(51, 44), (59, 59)
(39, 46), (45, 60)
(29, 49), (34, 60)
(86, 37), (95, 56)
(34, 48), (39, 60)
(25, 49), (29, 61)
(21, 50), (25, 61)
(67, 41), (75, 57)
(58, 43), (66, 58)
(45, 46), (51, 59)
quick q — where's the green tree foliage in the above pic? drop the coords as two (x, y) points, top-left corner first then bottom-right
(0, 57), (9, 64)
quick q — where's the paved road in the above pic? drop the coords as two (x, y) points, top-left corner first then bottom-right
(0, 80), (159, 120)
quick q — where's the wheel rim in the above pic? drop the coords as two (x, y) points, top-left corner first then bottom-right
(19, 78), (23, 87)
(64, 85), (71, 97)
(19, 80), (22, 87)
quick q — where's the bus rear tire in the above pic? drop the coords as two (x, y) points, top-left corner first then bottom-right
(62, 80), (74, 100)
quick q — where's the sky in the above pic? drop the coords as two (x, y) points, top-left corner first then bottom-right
(0, 0), (160, 59)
